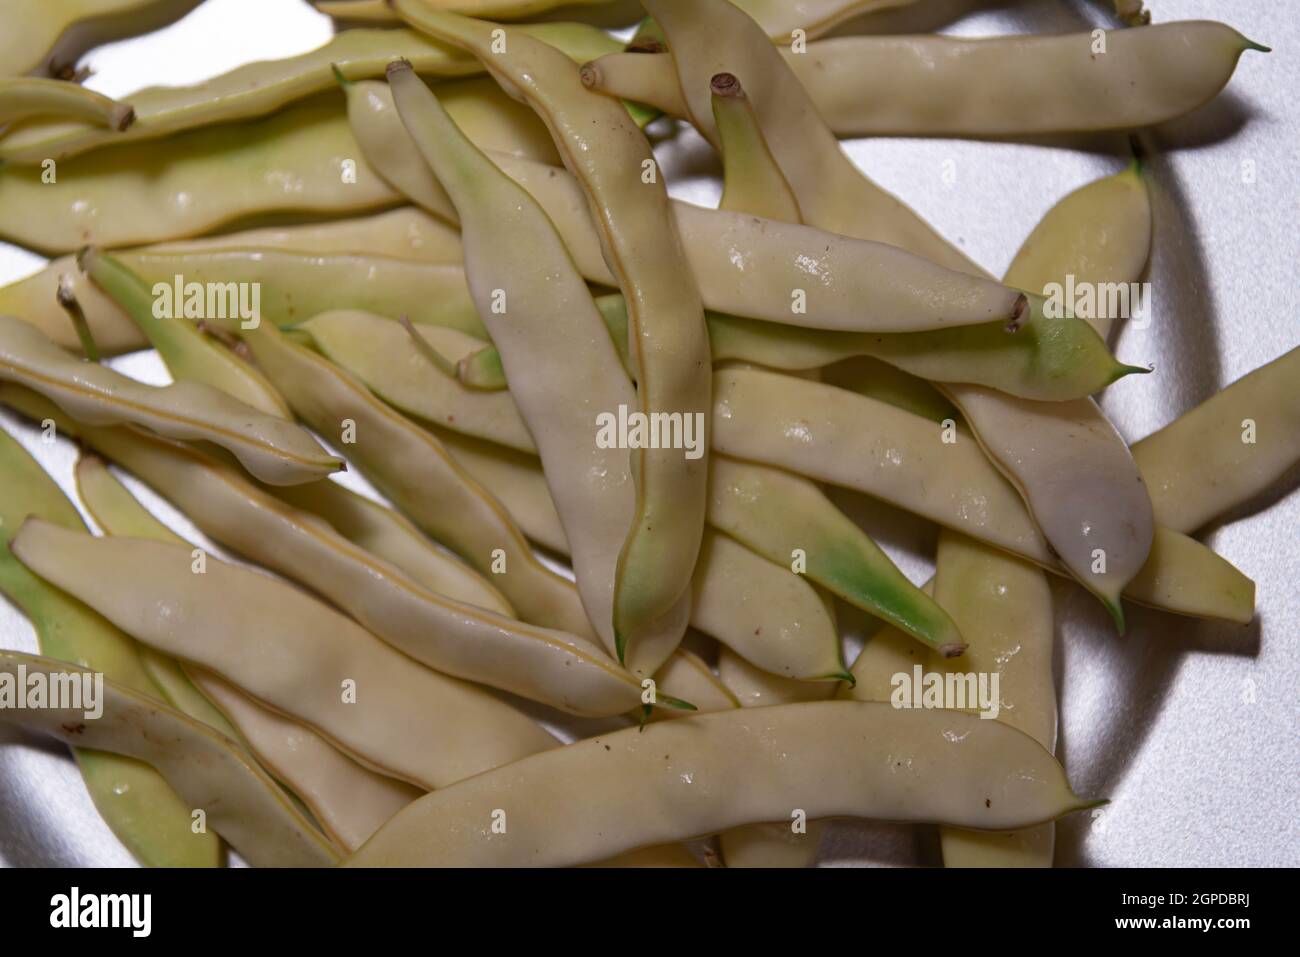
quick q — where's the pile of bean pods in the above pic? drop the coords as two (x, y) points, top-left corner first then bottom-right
(0, 0), (1292, 868)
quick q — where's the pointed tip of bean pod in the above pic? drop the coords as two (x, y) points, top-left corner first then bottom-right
(656, 694), (698, 712)
(330, 63), (351, 89)
(1243, 38), (1271, 54)
(614, 627), (627, 665)
(937, 642), (968, 659)
(638, 704), (652, 730)
(1074, 796), (1110, 815)
(826, 670), (857, 688)
(1105, 599), (1126, 635)
(1110, 362), (1153, 385)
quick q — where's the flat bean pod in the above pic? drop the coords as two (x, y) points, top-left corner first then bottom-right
(0, 77), (134, 129)
(1000, 163), (1152, 342)
(11, 519), (559, 790)
(72, 453), (246, 738)
(72, 455), (424, 852)
(0, 651), (339, 868)
(586, 22), (1264, 138)
(462, 291), (1135, 402)
(348, 90), (1035, 333)
(267, 475), (513, 617)
(710, 367), (1254, 624)
(304, 310), (530, 451)
(0, 431), (220, 867)
(1133, 346), (1300, 534)
(396, 6), (713, 677)
(390, 67), (649, 659)
(434, 430), (847, 681)
(346, 700), (1093, 867)
(70, 421), (651, 716)
(195, 671), (422, 853)
(716, 648), (834, 868)
(0, 316), (341, 485)
(932, 532), (1056, 868)
(80, 247), (290, 418)
(242, 323), (594, 636)
(945, 385), (1154, 630)
(0, 96), (400, 254)
(0, 210), (464, 356)
(0, 25), (621, 162)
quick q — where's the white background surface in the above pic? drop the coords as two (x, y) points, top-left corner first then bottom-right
(1, 0), (1296, 867)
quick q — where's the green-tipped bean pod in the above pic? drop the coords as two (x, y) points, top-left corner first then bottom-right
(710, 367), (1253, 624)
(0, 316), (342, 485)
(79, 247), (290, 418)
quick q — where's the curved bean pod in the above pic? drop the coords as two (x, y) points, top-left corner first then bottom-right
(194, 671), (422, 853)
(0, 210), (464, 356)
(0, 77), (134, 129)
(1133, 346), (1300, 534)
(435, 430), (847, 681)
(304, 309), (530, 451)
(61, 421), (650, 716)
(241, 323), (594, 637)
(0, 25), (620, 162)
(1001, 162), (1152, 342)
(932, 532), (1056, 868)
(347, 88), (1033, 332)
(389, 66), (649, 659)
(0, 317), (341, 485)
(72, 455), (423, 852)
(711, 73), (798, 222)
(0, 97), (399, 254)
(942, 164), (1159, 628)
(946, 385), (1154, 631)
(0, 651), (339, 867)
(266, 476), (513, 617)
(0, 431), (220, 867)
(346, 700), (1094, 867)
(10, 519), (559, 790)
(393, 6), (710, 677)
(633, 0), (984, 275)
(73, 452), (246, 737)
(586, 23), (1264, 138)
(716, 648), (835, 868)
(79, 247), (290, 418)
(709, 455), (964, 657)
(710, 367), (1253, 624)
(462, 291), (1136, 402)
